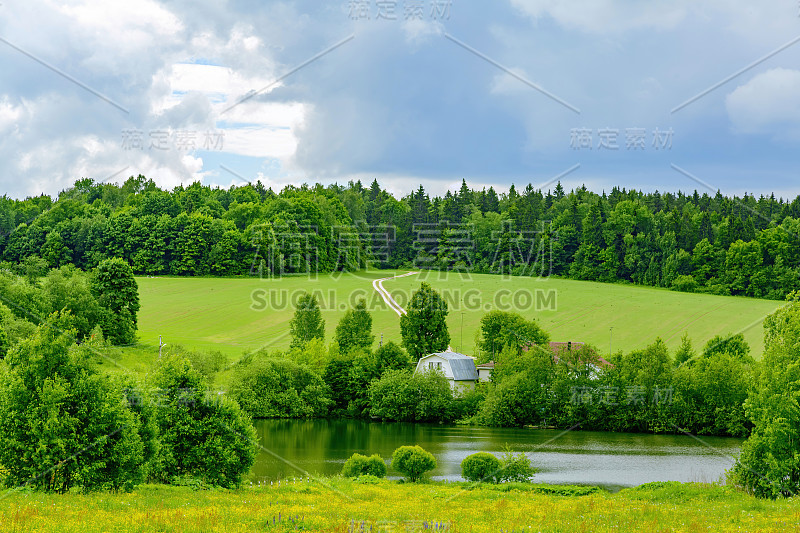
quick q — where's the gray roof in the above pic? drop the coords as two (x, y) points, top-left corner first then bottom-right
(427, 352), (479, 381)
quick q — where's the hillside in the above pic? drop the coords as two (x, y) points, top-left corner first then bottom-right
(135, 271), (782, 360)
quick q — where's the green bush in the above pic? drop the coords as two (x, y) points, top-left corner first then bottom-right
(149, 356), (258, 488)
(228, 356), (332, 418)
(671, 274), (698, 293)
(341, 453), (387, 478)
(498, 446), (536, 483)
(461, 452), (501, 483)
(0, 319), (145, 492)
(368, 369), (454, 422)
(391, 445), (436, 482)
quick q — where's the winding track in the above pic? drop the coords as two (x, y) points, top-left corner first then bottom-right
(372, 271), (419, 316)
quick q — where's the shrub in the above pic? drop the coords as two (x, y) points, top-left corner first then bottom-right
(391, 445), (436, 482)
(0, 319), (145, 492)
(228, 356), (332, 418)
(368, 369), (454, 422)
(461, 452), (501, 483)
(341, 453), (387, 478)
(498, 446), (536, 483)
(185, 348), (227, 378)
(149, 356), (258, 488)
(671, 275), (698, 293)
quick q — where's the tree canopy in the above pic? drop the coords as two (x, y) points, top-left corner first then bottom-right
(400, 282), (450, 359)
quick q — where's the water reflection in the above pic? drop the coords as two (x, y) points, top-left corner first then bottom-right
(251, 419), (742, 490)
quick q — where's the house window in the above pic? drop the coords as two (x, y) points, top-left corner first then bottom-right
(436, 362), (442, 370)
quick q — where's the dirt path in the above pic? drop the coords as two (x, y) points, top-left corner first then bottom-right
(372, 271), (419, 316)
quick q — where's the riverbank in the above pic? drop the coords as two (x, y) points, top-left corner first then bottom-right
(1, 479), (797, 532)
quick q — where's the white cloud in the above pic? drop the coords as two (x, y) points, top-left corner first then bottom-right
(0, 97), (23, 135)
(726, 68), (800, 136)
(402, 19), (444, 46)
(509, 0), (687, 33)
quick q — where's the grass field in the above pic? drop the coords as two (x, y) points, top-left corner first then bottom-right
(1, 479), (798, 532)
(134, 271), (783, 363)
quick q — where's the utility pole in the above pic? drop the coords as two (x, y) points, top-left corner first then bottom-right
(159, 335), (167, 358)
(609, 327), (613, 355)
(380, 333), (383, 348)
(460, 311), (464, 353)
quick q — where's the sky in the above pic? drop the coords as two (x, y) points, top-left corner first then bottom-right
(0, 0), (799, 200)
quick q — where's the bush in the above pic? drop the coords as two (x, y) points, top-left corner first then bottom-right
(228, 356), (332, 418)
(0, 319), (145, 492)
(341, 453), (387, 478)
(461, 452), (501, 483)
(671, 275), (698, 293)
(149, 356), (258, 488)
(391, 445), (436, 482)
(368, 369), (454, 422)
(498, 446), (536, 483)
(184, 348), (227, 378)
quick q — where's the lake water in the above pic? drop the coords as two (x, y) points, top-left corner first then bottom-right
(251, 419), (743, 491)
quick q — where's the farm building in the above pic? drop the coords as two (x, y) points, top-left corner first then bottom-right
(414, 351), (479, 392)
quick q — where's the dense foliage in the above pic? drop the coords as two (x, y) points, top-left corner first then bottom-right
(334, 298), (375, 354)
(391, 445), (436, 482)
(149, 355), (258, 488)
(341, 453), (387, 478)
(474, 334), (756, 438)
(289, 292), (325, 349)
(228, 355), (333, 418)
(2, 176), (799, 299)
(368, 369), (455, 422)
(732, 296), (800, 498)
(0, 318), (145, 492)
(92, 258), (140, 345)
(400, 282), (450, 359)
(477, 310), (550, 361)
(0, 264), (139, 347)
(461, 452), (502, 483)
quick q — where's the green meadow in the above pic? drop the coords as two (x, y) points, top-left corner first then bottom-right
(1, 480), (798, 533)
(134, 271), (783, 361)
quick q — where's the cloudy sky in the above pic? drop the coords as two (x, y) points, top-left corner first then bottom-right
(1, 0), (799, 200)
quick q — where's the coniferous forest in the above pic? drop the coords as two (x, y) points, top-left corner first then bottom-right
(1, 175), (798, 300)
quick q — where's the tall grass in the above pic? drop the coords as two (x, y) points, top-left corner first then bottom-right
(0, 479), (797, 532)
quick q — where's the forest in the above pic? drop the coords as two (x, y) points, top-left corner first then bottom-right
(1, 175), (799, 299)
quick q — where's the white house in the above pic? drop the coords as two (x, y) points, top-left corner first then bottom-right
(414, 351), (479, 392)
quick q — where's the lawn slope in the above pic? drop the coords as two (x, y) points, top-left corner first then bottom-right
(135, 271), (783, 359)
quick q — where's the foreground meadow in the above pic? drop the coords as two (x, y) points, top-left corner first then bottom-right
(1, 480), (798, 532)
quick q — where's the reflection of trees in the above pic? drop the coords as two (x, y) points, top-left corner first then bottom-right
(251, 420), (452, 480)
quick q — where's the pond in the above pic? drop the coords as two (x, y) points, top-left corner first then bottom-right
(251, 419), (743, 491)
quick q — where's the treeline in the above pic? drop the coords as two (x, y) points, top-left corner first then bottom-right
(2, 175), (800, 298)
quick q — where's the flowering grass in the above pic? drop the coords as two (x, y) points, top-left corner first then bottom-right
(0, 479), (798, 532)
